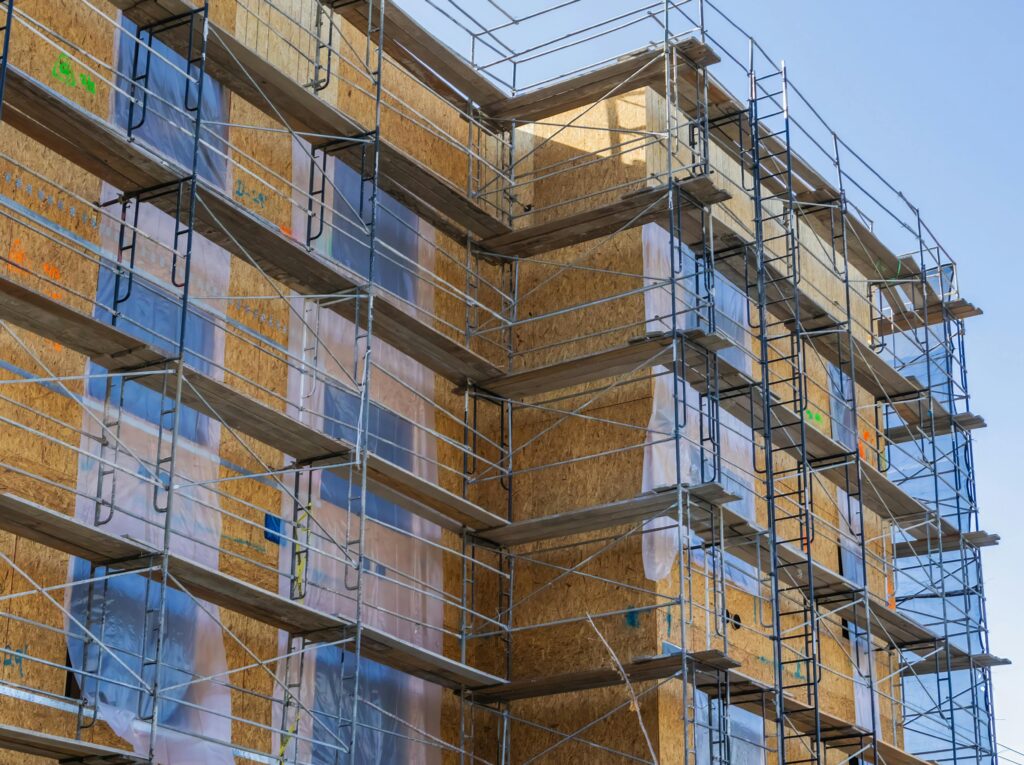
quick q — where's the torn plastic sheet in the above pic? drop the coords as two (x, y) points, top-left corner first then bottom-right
(640, 223), (757, 587)
(642, 375), (757, 588)
(65, 194), (234, 763)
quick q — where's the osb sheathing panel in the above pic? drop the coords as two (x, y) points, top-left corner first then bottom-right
(432, 225), (507, 362)
(437, 390), (508, 757)
(513, 229), (648, 371)
(521, 90), (650, 225)
(216, 263), (291, 754)
(510, 96), (651, 368)
(0, 113), (131, 753)
(219, 609), (279, 756)
(0, 2), (925, 761)
(650, 85), (875, 343)
(9, 0), (114, 121)
(227, 97), (295, 233)
(208, 0), (238, 32)
(234, 0), (321, 90)
(506, 693), (661, 764)
(219, 61), (310, 748)
(320, 11), (501, 191)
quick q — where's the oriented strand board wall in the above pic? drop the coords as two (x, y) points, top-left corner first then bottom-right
(0, 0), (117, 754)
(0, 1), (927, 763)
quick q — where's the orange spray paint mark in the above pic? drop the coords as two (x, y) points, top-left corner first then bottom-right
(6, 238), (26, 272)
(42, 261), (64, 301)
(858, 429), (872, 461)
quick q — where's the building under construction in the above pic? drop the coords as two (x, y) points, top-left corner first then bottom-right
(0, 0), (1005, 762)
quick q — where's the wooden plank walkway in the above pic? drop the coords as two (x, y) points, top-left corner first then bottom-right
(0, 493), (505, 689)
(0, 275), (506, 532)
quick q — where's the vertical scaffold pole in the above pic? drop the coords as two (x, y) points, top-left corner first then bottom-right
(0, 0), (13, 121)
(748, 50), (824, 765)
(131, 3), (210, 758)
(829, 131), (878, 765)
(347, 0), (386, 757)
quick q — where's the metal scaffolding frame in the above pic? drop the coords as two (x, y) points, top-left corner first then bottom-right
(0, 0), (1003, 763)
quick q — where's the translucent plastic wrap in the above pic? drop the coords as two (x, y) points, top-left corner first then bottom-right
(113, 20), (229, 190)
(640, 223), (757, 589)
(836, 486), (879, 728)
(269, 142), (444, 763)
(693, 688), (765, 765)
(66, 186), (233, 761)
(827, 363), (857, 452)
(642, 223), (752, 376)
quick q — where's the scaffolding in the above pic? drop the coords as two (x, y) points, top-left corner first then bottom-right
(0, 0), (1004, 763)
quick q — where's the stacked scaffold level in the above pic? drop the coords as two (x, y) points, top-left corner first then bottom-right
(0, 0), (1003, 762)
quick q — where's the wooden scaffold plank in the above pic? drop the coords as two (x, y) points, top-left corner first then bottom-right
(477, 482), (738, 547)
(468, 649), (739, 704)
(0, 64), (503, 385)
(892, 531), (1000, 559)
(476, 177), (730, 259)
(0, 723), (145, 764)
(885, 412), (986, 445)
(0, 493), (505, 689)
(0, 274), (507, 533)
(482, 38), (720, 124)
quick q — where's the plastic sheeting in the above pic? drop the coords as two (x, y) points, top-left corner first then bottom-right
(641, 224), (757, 589)
(836, 485), (881, 731)
(67, 183), (234, 762)
(641, 223), (751, 376)
(113, 20), (229, 189)
(692, 683), (766, 765)
(269, 142), (443, 764)
(827, 362), (857, 452)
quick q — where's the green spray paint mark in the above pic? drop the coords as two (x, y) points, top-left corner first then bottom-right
(51, 54), (95, 93)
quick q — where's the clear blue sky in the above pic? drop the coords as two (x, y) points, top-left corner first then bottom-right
(714, 2), (1024, 761)
(416, 0), (1024, 757)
